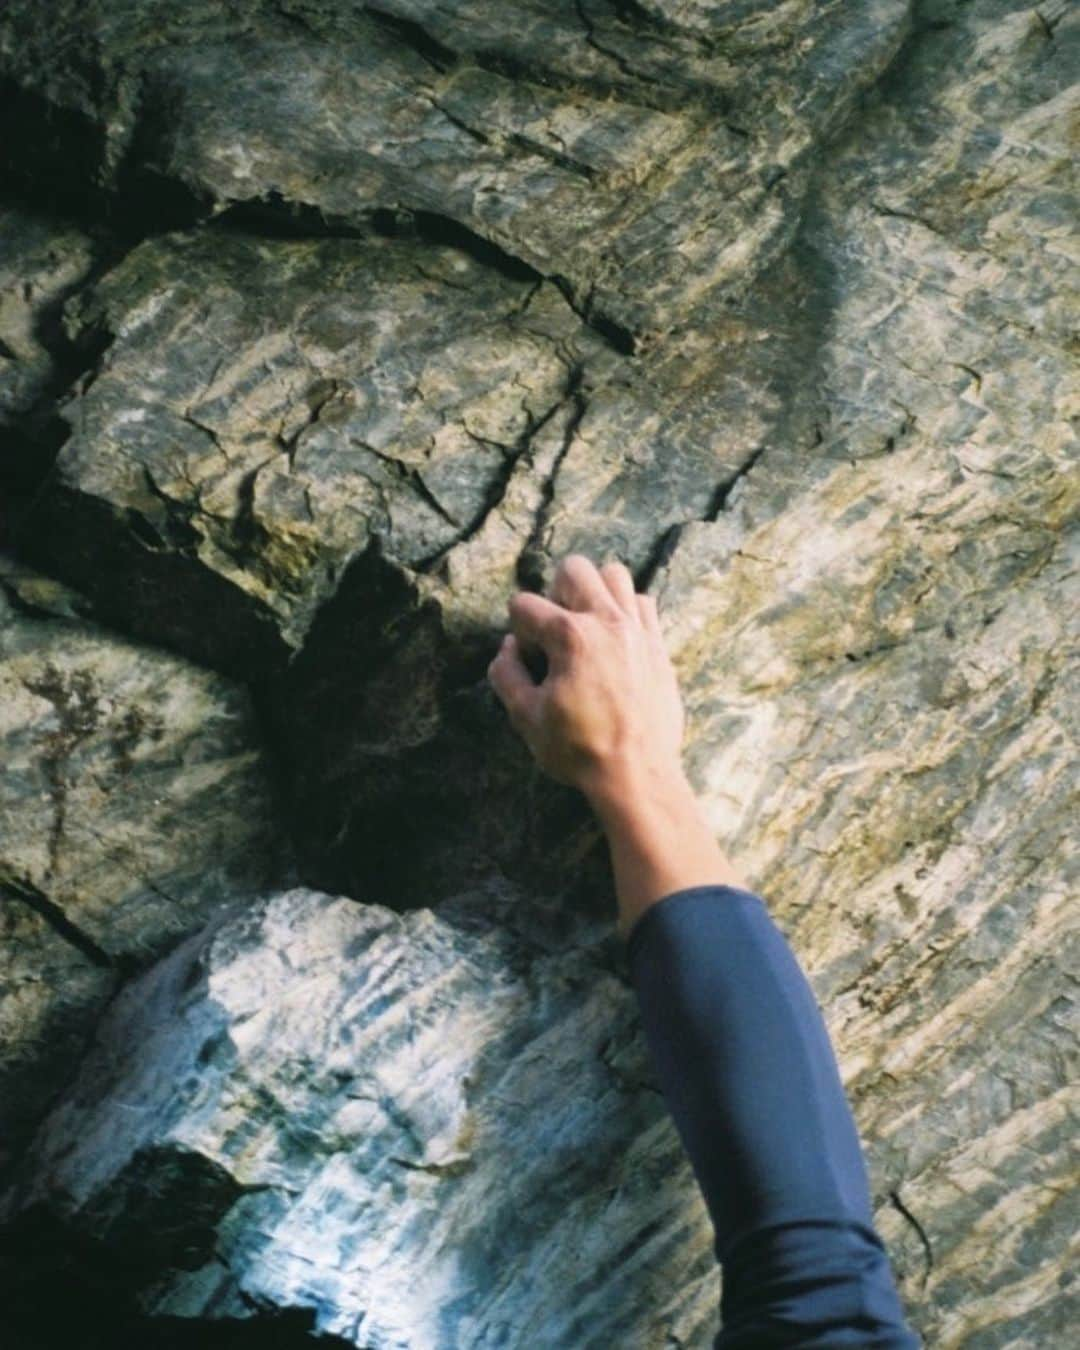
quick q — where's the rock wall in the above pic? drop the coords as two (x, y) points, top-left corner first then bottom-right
(1, 2), (1076, 1347)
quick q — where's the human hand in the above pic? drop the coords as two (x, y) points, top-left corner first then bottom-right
(487, 554), (686, 803)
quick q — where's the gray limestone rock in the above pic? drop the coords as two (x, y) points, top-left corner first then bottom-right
(0, 0), (1077, 1346)
(0, 556), (282, 1166)
(13, 225), (611, 675)
(0, 885), (725, 1348)
(0, 896), (114, 1177)
(0, 203), (97, 431)
(4, 218), (815, 910)
(0, 201), (107, 512)
(0, 0), (912, 345)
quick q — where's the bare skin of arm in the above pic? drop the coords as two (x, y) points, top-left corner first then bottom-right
(487, 553), (747, 940)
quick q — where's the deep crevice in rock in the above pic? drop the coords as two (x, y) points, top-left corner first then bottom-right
(1, 250), (119, 538)
(363, 4), (459, 73)
(633, 520), (685, 596)
(210, 194), (637, 358)
(0, 79), (209, 246)
(12, 486), (290, 681)
(889, 1188), (934, 1284)
(206, 190), (373, 242)
(2, 1210), (356, 1349)
(0, 81), (112, 222)
(0, 877), (113, 969)
(514, 374), (591, 597)
(419, 362), (588, 577)
(370, 204), (542, 283)
(704, 442), (769, 520)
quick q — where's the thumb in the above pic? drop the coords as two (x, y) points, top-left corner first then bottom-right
(488, 634), (540, 732)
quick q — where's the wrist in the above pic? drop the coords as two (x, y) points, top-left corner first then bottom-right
(581, 756), (693, 830)
(582, 756), (748, 940)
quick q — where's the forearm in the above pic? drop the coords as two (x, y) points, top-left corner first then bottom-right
(584, 761), (747, 942)
(497, 559), (917, 1342)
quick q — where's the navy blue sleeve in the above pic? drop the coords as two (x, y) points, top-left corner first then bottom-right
(625, 884), (920, 1348)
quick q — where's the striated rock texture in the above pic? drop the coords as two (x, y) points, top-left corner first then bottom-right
(3, 886), (716, 1348)
(1, 0), (1077, 1347)
(0, 556), (282, 1169)
(0, 204), (96, 434)
(0, 0), (912, 345)
(0, 202), (114, 510)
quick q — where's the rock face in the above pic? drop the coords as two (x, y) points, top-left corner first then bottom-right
(25, 223), (611, 669)
(0, 202), (110, 511)
(1, 1), (1076, 1347)
(0, 204), (96, 433)
(0, 0), (912, 345)
(0, 557), (281, 1168)
(3, 886), (719, 1348)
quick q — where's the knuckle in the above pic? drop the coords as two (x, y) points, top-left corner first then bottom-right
(500, 683), (526, 717)
(560, 552), (591, 578)
(546, 681), (577, 722)
(505, 705), (530, 739)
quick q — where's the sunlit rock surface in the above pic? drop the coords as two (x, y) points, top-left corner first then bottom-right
(2, 885), (730, 1348)
(1, 0), (1076, 1346)
(19, 227), (611, 673)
